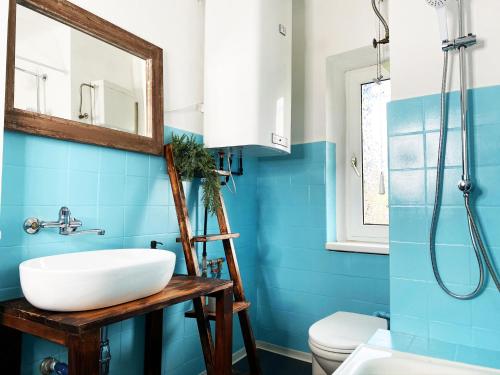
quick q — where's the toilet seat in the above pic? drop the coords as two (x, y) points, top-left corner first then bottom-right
(309, 339), (351, 359)
(308, 311), (388, 353)
(308, 311), (388, 375)
(309, 338), (352, 355)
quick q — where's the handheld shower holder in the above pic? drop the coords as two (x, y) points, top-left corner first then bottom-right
(458, 178), (472, 193)
(442, 33), (477, 52)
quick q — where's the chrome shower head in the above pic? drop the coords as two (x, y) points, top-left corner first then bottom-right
(426, 0), (450, 41)
(425, 0), (449, 7)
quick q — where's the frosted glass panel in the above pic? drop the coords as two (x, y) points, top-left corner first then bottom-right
(361, 80), (390, 225)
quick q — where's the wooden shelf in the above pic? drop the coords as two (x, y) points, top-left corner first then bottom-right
(0, 276), (233, 335)
(176, 233), (240, 243)
(0, 275), (235, 374)
(185, 301), (250, 321)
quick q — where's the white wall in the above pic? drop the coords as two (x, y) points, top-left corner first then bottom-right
(300, 0), (389, 242)
(66, 0), (387, 142)
(70, 0), (205, 135)
(70, 29), (147, 133)
(13, 0), (499, 143)
(15, 6), (71, 73)
(292, 0), (385, 144)
(14, 5), (71, 118)
(389, 0), (500, 100)
(293, 0), (500, 142)
(295, 0), (500, 145)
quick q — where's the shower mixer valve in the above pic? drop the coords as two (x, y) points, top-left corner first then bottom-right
(442, 33), (477, 52)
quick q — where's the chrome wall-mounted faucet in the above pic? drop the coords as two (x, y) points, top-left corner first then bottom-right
(24, 207), (105, 236)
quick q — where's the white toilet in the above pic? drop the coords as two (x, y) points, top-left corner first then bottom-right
(308, 311), (388, 375)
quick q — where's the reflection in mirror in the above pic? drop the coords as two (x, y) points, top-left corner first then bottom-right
(14, 4), (149, 136)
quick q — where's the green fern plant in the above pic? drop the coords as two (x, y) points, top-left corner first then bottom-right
(171, 134), (220, 214)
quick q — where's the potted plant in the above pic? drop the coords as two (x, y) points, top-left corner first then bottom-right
(171, 134), (221, 214)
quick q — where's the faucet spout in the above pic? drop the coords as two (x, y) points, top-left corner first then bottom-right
(61, 229), (106, 236)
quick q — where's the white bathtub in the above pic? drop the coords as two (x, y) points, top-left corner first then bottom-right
(334, 345), (500, 375)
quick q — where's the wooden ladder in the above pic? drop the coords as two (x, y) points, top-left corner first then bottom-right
(164, 144), (261, 375)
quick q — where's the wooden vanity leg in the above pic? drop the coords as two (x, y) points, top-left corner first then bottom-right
(0, 325), (22, 373)
(214, 288), (233, 375)
(144, 309), (163, 375)
(68, 330), (100, 375)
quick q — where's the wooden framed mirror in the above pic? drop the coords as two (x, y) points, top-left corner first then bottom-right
(5, 0), (164, 155)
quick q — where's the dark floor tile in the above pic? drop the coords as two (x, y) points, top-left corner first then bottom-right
(233, 349), (311, 375)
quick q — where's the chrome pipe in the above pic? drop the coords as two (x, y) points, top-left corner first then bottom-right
(458, 0), (464, 37)
(458, 46), (470, 185)
(371, 0), (390, 47)
(39, 357), (68, 375)
(457, 0), (470, 185)
(100, 326), (111, 375)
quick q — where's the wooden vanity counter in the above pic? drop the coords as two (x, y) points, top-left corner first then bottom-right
(0, 275), (233, 375)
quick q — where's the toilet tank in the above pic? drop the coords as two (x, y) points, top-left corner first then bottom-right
(204, 0), (292, 156)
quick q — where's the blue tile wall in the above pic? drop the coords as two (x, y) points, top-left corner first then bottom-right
(388, 85), (500, 354)
(0, 129), (392, 373)
(256, 142), (390, 352)
(0, 128), (259, 375)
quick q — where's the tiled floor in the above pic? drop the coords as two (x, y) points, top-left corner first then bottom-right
(233, 349), (311, 375)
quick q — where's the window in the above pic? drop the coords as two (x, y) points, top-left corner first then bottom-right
(345, 66), (390, 242)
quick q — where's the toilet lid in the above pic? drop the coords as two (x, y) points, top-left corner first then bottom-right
(308, 312), (387, 352)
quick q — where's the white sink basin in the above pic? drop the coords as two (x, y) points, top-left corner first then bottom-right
(20, 249), (176, 312)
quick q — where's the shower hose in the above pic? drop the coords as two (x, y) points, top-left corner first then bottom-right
(429, 50), (500, 300)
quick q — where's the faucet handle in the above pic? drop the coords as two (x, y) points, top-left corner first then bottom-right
(70, 217), (83, 227)
(24, 217), (42, 234)
(59, 207), (71, 223)
(24, 217), (63, 234)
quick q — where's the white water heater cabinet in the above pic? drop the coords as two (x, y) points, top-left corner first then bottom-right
(204, 0), (292, 156)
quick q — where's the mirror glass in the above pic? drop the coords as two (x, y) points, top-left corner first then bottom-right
(14, 5), (150, 137)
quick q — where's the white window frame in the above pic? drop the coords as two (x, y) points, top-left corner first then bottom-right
(345, 65), (389, 243)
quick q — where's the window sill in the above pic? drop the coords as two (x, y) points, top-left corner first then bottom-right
(325, 241), (389, 255)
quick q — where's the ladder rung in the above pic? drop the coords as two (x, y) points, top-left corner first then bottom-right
(214, 169), (231, 177)
(185, 301), (250, 321)
(193, 170), (230, 178)
(176, 233), (240, 243)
